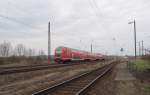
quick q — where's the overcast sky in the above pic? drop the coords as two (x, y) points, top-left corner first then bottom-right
(0, 0), (150, 55)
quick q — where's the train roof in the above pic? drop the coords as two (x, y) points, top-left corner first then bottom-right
(56, 46), (103, 56)
(56, 46), (86, 52)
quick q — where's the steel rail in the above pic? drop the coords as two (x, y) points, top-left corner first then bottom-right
(75, 63), (114, 95)
(0, 64), (56, 69)
(0, 60), (105, 70)
(32, 63), (114, 95)
(0, 60), (106, 75)
(0, 63), (83, 75)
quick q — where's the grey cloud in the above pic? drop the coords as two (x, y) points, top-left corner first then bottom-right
(0, 0), (150, 55)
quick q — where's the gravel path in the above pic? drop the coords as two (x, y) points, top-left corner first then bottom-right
(115, 62), (140, 95)
(81, 61), (144, 95)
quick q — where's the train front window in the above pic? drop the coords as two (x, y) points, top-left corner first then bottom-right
(56, 47), (62, 56)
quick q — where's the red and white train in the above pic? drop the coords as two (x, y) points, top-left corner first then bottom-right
(54, 46), (104, 63)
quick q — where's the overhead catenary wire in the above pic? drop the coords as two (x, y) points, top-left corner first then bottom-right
(88, 0), (118, 54)
(88, 0), (100, 17)
(0, 14), (37, 29)
(7, 0), (32, 15)
(0, 0), (42, 30)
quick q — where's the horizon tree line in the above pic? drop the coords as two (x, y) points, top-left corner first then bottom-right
(0, 41), (45, 57)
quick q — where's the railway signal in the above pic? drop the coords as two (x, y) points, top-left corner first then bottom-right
(120, 48), (124, 56)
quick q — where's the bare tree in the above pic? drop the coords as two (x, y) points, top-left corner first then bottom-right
(39, 50), (45, 56)
(14, 44), (26, 56)
(25, 48), (35, 56)
(0, 41), (12, 57)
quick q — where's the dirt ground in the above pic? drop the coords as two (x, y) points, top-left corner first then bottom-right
(85, 64), (116, 95)
(115, 63), (139, 95)
(1, 60), (147, 95)
(0, 61), (110, 95)
(132, 69), (150, 95)
(0, 62), (49, 68)
(84, 62), (145, 95)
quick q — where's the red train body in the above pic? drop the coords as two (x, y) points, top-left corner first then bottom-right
(54, 46), (104, 63)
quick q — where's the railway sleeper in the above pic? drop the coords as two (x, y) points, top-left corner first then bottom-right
(32, 63), (115, 95)
(67, 81), (92, 85)
(49, 91), (77, 95)
(60, 86), (85, 90)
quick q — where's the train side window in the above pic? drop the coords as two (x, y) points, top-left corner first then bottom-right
(72, 53), (74, 57)
(67, 49), (68, 55)
(67, 49), (69, 55)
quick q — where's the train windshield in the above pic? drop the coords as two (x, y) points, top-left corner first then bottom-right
(55, 47), (62, 55)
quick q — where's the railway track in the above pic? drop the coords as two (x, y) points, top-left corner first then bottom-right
(0, 63), (55, 69)
(0, 63), (84, 75)
(32, 62), (115, 95)
(0, 60), (106, 75)
(0, 61), (103, 75)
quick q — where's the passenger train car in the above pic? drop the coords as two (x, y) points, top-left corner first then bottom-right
(54, 46), (104, 63)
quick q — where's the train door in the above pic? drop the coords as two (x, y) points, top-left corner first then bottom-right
(64, 48), (71, 61)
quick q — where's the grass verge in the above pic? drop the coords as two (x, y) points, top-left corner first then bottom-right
(144, 85), (150, 93)
(129, 59), (150, 71)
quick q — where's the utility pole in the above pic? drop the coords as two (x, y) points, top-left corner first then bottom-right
(138, 41), (141, 56)
(128, 19), (137, 59)
(142, 40), (144, 56)
(91, 44), (92, 53)
(48, 22), (51, 64)
(134, 20), (137, 59)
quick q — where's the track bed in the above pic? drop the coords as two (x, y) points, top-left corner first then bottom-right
(33, 63), (114, 95)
